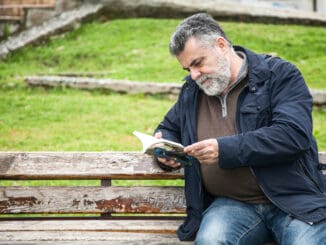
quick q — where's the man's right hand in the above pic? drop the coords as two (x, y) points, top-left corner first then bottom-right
(154, 131), (181, 169)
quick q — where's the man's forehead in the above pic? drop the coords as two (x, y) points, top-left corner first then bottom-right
(177, 38), (208, 66)
(183, 37), (201, 52)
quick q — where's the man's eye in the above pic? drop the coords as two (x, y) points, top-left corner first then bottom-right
(193, 62), (202, 67)
(197, 61), (203, 66)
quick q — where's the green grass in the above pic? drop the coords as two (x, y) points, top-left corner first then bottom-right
(0, 87), (173, 151)
(0, 18), (325, 190)
(0, 19), (186, 85)
(312, 107), (326, 151)
(1, 19), (325, 87)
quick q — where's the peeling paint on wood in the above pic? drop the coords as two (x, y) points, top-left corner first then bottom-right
(0, 186), (186, 214)
(0, 196), (40, 208)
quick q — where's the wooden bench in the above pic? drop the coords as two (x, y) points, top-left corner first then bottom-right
(0, 151), (325, 244)
(0, 152), (189, 244)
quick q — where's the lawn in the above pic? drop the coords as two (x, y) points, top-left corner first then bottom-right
(1, 19), (325, 87)
(0, 18), (325, 188)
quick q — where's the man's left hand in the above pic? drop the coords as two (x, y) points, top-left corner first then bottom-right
(184, 138), (219, 165)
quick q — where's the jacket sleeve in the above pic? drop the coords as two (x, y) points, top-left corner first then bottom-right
(217, 61), (313, 168)
(154, 84), (187, 171)
(155, 102), (182, 144)
(155, 81), (191, 143)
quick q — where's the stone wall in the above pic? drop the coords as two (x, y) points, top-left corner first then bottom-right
(0, 0), (82, 40)
(98, 0), (326, 25)
(25, 0), (83, 28)
(237, 0), (313, 11)
(317, 0), (326, 13)
(222, 0), (325, 13)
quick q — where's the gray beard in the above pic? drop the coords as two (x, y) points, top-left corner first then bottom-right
(196, 56), (231, 96)
(196, 74), (230, 96)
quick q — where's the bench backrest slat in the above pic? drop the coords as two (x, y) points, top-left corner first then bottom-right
(1, 152), (324, 179)
(0, 152), (184, 180)
(320, 152), (326, 163)
(0, 186), (186, 214)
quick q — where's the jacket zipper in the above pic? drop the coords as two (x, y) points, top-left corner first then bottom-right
(217, 96), (228, 118)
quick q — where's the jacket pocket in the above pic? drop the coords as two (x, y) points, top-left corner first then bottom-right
(239, 94), (271, 131)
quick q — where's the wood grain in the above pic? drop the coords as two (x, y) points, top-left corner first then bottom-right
(0, 231), (191, 243)
(0, 152), (184, 180)
(0, 219), (182, 232)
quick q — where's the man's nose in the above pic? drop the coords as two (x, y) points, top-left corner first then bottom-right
(190, 68), (201, 80)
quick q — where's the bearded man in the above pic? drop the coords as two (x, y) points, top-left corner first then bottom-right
(154, 13), (326, 244)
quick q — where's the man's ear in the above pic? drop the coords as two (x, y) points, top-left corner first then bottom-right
(215, 37), (227, 49)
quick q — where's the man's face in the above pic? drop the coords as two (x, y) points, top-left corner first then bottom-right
(176, 37), (231, 96)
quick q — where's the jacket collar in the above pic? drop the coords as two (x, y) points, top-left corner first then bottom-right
(234, 46), (272, 92)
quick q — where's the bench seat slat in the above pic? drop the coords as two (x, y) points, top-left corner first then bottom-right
(0, 186), (186, 214)
(0, 242), (190, 245)
(0, 152), (184, 180)
(0, 219), (182, 232)
(0, 231), (191, 244)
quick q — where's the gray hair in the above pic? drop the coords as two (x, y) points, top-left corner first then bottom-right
(169, 13), (232, 56)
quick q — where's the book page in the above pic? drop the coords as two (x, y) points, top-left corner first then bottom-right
(133, 131), (184, 155)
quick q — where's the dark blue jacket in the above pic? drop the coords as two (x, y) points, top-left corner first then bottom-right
(156, 46), (326, 241)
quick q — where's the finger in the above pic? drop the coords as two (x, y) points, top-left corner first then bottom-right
(154, 131), (162, 139)
(184, 142), (205, 155)
(186, 140), (218, 158)
(169, 161), (181, 168)
(157, 157), (167, 163)
(186, 145), (210, 159)
(157, 157), (180, 168)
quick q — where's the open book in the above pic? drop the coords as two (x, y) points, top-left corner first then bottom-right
(133, 131), (185, 156)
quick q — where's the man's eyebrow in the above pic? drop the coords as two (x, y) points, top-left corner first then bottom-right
(183, 57), (204, 71)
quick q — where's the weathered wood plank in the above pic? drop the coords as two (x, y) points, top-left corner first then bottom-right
(319, 152), (326, 163)
(0, 186), (186, 214)
(1, 152), (324, 179)
(311, 89), (326, 106)
(320, 152), (326, 175)
(0, 231), (191, 243)
(0, 152), (184, 180)
(0, 219), (182, 232)
(0, 241), (191, 245)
